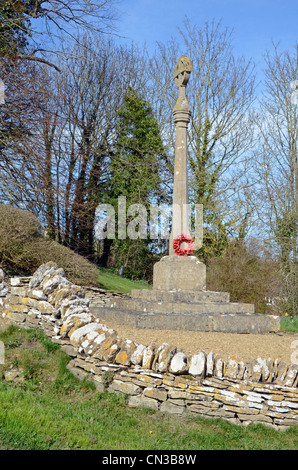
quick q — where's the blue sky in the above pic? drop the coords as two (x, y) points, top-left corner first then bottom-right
(116, 0), (298, 69)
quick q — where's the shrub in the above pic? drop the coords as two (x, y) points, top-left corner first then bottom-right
(0, 204), (99, 286)
(206, 239), (282, 313)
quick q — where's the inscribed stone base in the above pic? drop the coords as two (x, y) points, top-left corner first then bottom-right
(153, 255), (206, 291)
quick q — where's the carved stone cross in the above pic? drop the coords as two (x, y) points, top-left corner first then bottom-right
(170, 56), (193, 254)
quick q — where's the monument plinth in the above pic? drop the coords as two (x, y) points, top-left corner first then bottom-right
(90, 56), (280, 334)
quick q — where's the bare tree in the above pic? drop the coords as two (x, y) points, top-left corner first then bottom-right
(0, 34), (151, 258)
(0, 0), (120, 70)
(254, 43), (298, 314)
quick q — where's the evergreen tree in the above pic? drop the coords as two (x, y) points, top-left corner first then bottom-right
(108, 87), (165, 279)
(0, 1), (31, 57)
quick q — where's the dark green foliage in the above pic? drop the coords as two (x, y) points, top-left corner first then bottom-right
(111, 86), (164, 202)
(108, 87), (166, 279)
(0, 1), (33, 57)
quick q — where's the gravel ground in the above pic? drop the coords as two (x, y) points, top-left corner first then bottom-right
(101, 319), (298, 364)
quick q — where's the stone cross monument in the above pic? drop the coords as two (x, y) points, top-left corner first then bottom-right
(93, 55), (280, 334)
(152, 56), (206, 291)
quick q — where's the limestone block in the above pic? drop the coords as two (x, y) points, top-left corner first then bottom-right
(29, 261), (60, 289)
(93, 334), (120, 362)
(35, 300), (57, 315)
(59, 298), (90, 318)
(206, 351), (214, 377)
(9, 287), (27, 297)
(189, 351), (206, 378)
(66, 362), (89, 381)
(152, 343), (177, 373)
(115, 340), (137, 366)
(131, 344), (146, 365)
(108, 379), (141, 396)
(0, 284), (9, 297)
(128, 395), (159, 411)
(169, 352), (188, 374)
(28, 289), (47, 301)
(275, 362), (289, 385)
(153, 255), (206, 291)
(142, 345), (156, 369)
(49, 285), (85, 308)
(225, 356), (239, 379)
(10, 277), (30, 287)
(60, 313), (94, 337)
(42, 275), (69, 295)
(160, 401), (185, 416)
(143, 387), (168, 402)
(69, 322), (103, 346)
(214, 357), (225, 379)
(284, 365), (298, 387)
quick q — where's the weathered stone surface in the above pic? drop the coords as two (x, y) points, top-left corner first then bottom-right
(128, 395), (159, 411)
(206, 351), (214, 377)
(143, 386), (168, 402)
(189, 351), (206, 378)
(225, 356), (239, 379)
(93, 334), (120, 362)
(69, 322), (103, 346)
(131, 344), (146, 365)
(29, 262), (60, 289)
(169, 352), (188, 374)
(153, 256), (206, 292)
(10, 277), (30, 287)
(42, 275), (69, 296)
(108, 379), (141, 396)
(59, 298), (90, 319)
(115, 340), (137, 366)
(160, 401), (185, 416)
(60, 313), (94, 338)
(152, 343), (177, 373)
(0, 284), (9, 297)
(142, 345), (155, 369)
(28, 289), (47, 301)
(284, 365), (298, 387)
(48, 285), (85, 308)
(66, 362), (89, 381)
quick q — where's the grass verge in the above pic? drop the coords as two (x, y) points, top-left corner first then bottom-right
(98, 267), (151, 294)
(0, 326), (297, 450)
(280, 316), (298, 333)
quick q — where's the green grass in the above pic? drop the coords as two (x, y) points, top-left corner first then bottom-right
(98, 267), (151, 294)
(280, 316), (298, 333)
(0, 326), (297, 450)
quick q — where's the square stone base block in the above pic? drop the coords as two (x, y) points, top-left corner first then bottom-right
(153, 255), (206, 291)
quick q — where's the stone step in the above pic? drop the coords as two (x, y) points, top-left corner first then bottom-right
(131, 288), (230, 303)
(106, 297), (255, 315)
(90, 306), (280, 334)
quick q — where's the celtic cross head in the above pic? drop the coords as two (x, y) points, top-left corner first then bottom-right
(173, 56), (193, 87)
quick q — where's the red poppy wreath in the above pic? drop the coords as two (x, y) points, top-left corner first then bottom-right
(173, 234), (194, 256)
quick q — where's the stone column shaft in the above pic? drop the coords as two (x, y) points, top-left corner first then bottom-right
(169, 93), (191, 254)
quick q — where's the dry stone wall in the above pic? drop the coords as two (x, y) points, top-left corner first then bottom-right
(0, 262), (297, 430)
